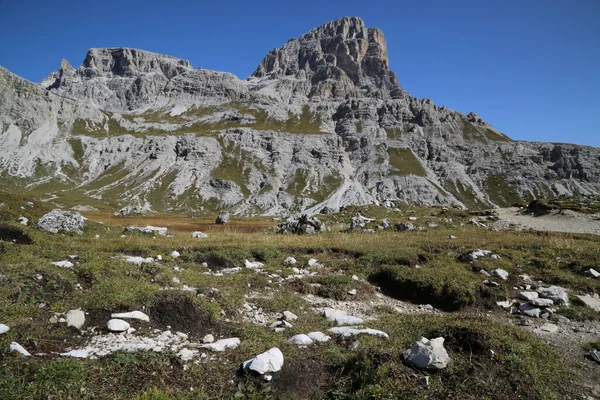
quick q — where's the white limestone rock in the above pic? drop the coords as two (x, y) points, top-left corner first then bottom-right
(243, 347), (284, 374)
(403, 337), (450, 370)
(328, 326), (389, 339)
(518, 291), (539, 302)
(491, 269), (509, 281)
(51, 260), (74, 269)
(36, 210), (84, 234)
(284, 257), (297, 265)
(200, 338), (240, 352)
(0, 323), (9, 334)
(191, 231), (208, 238)
(107, 319), (130, 332)
(576, 295), (600, 312)
(66, 309), (86, 329)
(307, 331), (331, 342)
(244, 259), (265, 269)
(111, 311), (150, 322)
(288, 334), (313, 345)
(9, 342), (31, 356)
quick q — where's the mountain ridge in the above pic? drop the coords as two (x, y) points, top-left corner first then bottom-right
(0, 17), (598, 216)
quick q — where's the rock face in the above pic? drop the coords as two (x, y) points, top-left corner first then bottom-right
(1, 17), (600, 216)
(215, 211), (229, 224)
(37, 210), (85, 234)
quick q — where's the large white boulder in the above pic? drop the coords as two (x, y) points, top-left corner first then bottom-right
(37, 209), (84, 234)
(243, 347), (284, 374)
(403, 337), (450, 370)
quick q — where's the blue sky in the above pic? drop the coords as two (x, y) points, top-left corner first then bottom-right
(1, 0), (598, 147)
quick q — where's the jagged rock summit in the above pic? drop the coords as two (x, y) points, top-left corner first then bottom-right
(0, 17), (599, 216)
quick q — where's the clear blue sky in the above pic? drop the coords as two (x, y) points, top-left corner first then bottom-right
(1, 0), (598, 147)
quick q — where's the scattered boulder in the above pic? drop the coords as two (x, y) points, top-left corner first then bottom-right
(200, 338), (241, 352)
(36, 209), (84, 234)
(0, 224), (33, 244)
(331, 315), (364, 325)
(170, 251), (180, 258)
(284, 257), (297, 265)
(491, 269), (509, 281)
(215, 211), (229, 225)
(107, 319), (130, 332)
(396, 222), (415, 232)
(111, 311), (150, 322)
(328, 327), (389, 339)
(349, 214), (376, 230)
(18, 216), (28, 226)
(244, 259), (265, 269)
(307, 332), (331, 342)
(518, 291), (539, 302)
(202, 334), (215, 344)
(191, 231), (208, 238)
(243, 347), (284, 374)
(576, 295), (600, 312)
(66, 310), (86, 329)
(282, 311), (298, 322)
(536, 286), (569, 306)
(274, 214), (325, 235)
(0, 324), (9, 334)
(119, 256), (154, 265)
(519, 303), (541, 318)
(585, 268), (600, 278)
(534, 323), (559, 334)
(403, 337), (450, 370)
(459, 249), (499, 262)
(51, 260), (74, 269)
(124, 226), (168, 236)
(9, 342), (31, 357)
(288, 334), (313, 345)
(530, 298), (554, 307)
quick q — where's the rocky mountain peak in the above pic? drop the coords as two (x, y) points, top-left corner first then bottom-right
(252, 17), (404, 100)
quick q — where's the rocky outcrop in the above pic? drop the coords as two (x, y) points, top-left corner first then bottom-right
(0, 17), (599, 215)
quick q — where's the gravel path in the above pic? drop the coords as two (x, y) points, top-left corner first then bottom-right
(497, 207), (600, 236)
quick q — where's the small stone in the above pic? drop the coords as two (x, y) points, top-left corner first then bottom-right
(449, 235), (457, 239)
(576, 295), (600, 312)
(288, 334), (313, 345)
(107, 319), (130, 332)
(111, 311), (150, 322)
(307, 332), (331, 342)
(585, 268), (600, 278)
(534, 323), (559, 334)
(348, 289), (357, 296)
(282, 311), (298, 322)
(263, 375), (273, 382)
(352, 275), (359, 281)
(9, 342), (31, 356)
(202, 334), (215, 344)
(491, 269), (509, 280)
(518, 291), (539, 301)
(530, 298), (554, 307)
(284, 257), (297, 265)
(496, 300), (512, 309)
(0, 324), (9, 334)
(171, 251), (180, 258)
(519, 303), (541, 318)
(51, 260), (74, 269)
(200, 338), (240, 352)
(172, 277), (180, 284)
(66, 309), (85, 329)
(191, 231), (208, 238)
(536, 286), (569, 306)
(480, 269), (491, 277)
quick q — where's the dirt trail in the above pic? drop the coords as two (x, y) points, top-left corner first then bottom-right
(497, 207), (600, 236)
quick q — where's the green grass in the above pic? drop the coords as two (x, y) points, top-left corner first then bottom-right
(0, 194), (599, 399)
(387, 147), (427, 177)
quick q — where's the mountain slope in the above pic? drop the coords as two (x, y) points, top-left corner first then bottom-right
(0, 17), (599, 215)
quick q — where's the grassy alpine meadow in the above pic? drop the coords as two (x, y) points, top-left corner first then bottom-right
(0, 191), (599, 399)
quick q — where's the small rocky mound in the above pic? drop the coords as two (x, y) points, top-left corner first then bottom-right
(273, 215), (326, 234)
(36, 209), (84, 234)
(0, 224), (33, 244)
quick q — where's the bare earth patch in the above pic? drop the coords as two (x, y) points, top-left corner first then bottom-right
(497, 207), (600, 236)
